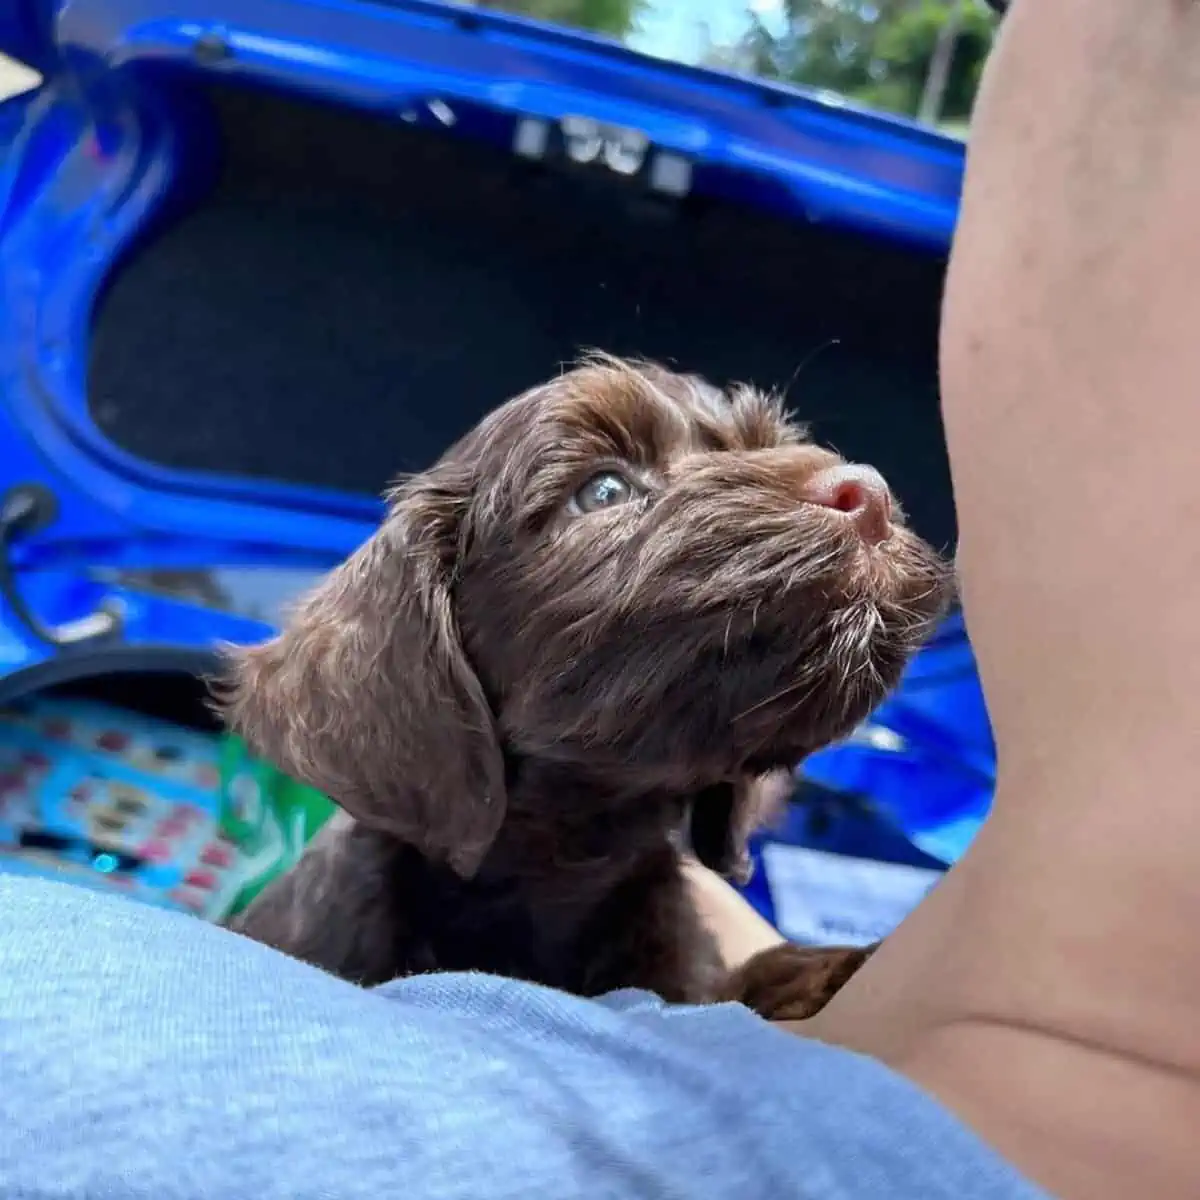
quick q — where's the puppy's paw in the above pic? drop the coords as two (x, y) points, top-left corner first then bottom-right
(717, 940), (876, 1021)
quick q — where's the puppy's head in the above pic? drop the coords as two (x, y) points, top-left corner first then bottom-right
(223, 357), (950, 878)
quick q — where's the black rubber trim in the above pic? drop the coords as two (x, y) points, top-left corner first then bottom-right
(0, 645), (222, 707)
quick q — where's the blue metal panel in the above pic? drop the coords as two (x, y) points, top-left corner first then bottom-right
(0, 1), (54, 72)
(55, 0), (965, 243)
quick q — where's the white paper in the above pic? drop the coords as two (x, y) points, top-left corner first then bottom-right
(761, 843), (942, 948)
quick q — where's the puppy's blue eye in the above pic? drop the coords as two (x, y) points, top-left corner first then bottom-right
(571, 471), (636, 514)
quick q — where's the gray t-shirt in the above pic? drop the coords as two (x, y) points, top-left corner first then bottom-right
(0, 877), (1048, 1199)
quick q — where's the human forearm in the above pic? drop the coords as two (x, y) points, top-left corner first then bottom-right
(941, 0), (1200, 776)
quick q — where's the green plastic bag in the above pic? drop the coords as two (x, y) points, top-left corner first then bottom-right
(217, 734), (336, 917)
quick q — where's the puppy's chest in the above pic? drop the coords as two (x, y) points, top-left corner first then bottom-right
(394, 863), (597, 991)
(390, 829), (682, 995)
(381, 793), (693, 994)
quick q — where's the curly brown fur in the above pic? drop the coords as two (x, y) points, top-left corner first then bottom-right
(220, 356), (949, 1009)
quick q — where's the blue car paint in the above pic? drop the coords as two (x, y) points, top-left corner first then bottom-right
(0, 2), (52, 73)
(804, 608), (995, 864)
(0, 0), (995, 863)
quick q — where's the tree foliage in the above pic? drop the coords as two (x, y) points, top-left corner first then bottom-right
(463, 0), (996, 127)
(728, 0), (996, 125)
(467, 0), (644, 39)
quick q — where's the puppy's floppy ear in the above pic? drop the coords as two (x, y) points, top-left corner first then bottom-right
(690, 773), (793, 884)
(220, 465), (506, 877)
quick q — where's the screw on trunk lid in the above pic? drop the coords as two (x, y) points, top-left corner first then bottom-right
(193, 30), (233, 67)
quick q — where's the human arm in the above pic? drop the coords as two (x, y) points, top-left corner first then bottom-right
(804, 4), (1200, 1196)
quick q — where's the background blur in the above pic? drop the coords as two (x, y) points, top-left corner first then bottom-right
(468, 0), (994, 134)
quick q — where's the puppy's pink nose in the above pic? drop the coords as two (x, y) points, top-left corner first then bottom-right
(800, 465), (893, 545)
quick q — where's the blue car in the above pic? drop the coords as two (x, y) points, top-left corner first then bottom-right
(0, 0), (995, 939)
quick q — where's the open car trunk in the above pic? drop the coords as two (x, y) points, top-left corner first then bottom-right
(0, 1), (981, 940)
(88, 82), (955, 550)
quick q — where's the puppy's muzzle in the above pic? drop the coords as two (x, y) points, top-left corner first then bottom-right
(799, 464), (894, 546)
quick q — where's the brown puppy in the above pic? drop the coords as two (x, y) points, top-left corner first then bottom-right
(221, 356), (948, 1012)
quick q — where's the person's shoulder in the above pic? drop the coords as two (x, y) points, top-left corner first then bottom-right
(383, 971), (1051, 1200)
(0, 878), (1047, 1200)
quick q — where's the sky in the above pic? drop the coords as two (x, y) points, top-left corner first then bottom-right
(629, 0), (785, 65)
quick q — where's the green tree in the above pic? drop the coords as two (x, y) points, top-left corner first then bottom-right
(765, 1), (907, 96)
(869, 1), (995, 122)
(468, 0), (644, 40)
(722, 0), (995, 126)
